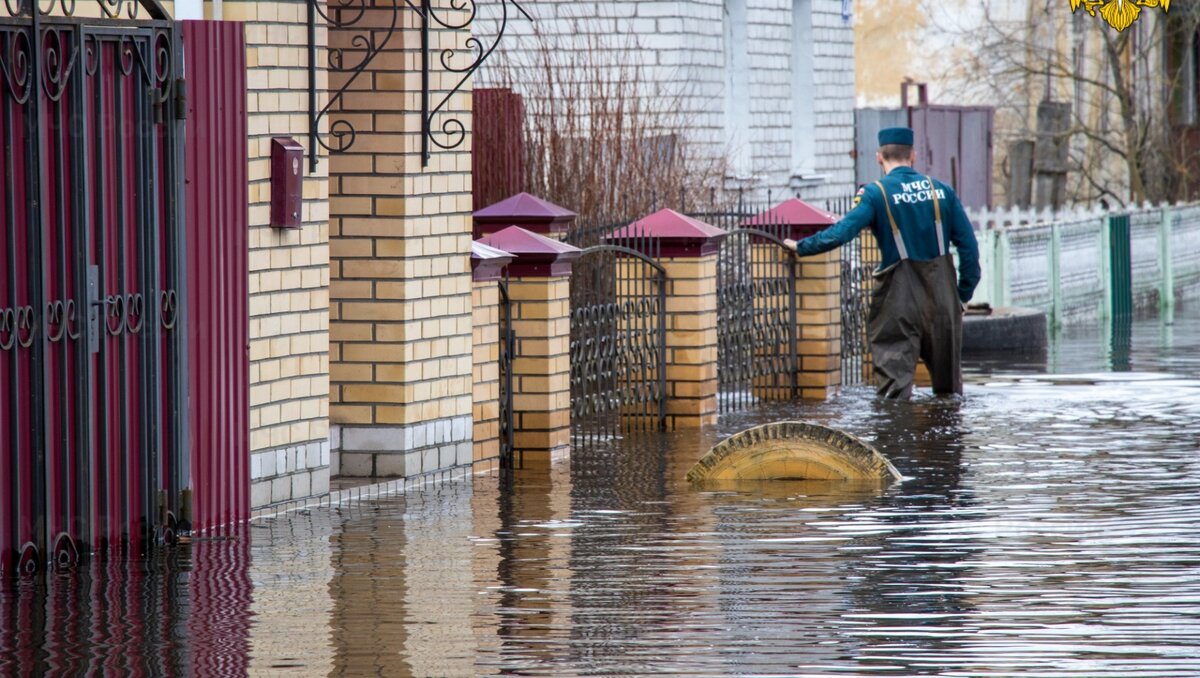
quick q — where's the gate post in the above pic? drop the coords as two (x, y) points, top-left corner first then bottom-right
(470, 242), (514, 472)
(629, 211), (727, 429)
(761, 199), (842, 400)
(477, 227), (580, 465)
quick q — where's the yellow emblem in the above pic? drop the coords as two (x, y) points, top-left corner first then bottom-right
(1071, 0), (1169, 33)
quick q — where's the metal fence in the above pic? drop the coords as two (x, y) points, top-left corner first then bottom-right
(969, 203), (1200, 326)
(566, 222), (667, 445)
(690, 200), (798, 412)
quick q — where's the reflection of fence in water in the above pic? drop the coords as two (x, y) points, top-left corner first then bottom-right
(0, 532), (252, 674)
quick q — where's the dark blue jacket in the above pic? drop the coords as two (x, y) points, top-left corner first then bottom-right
(795, 166), (981, 303)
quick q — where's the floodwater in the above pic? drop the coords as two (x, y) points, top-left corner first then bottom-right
(4, 307), (1200, 677)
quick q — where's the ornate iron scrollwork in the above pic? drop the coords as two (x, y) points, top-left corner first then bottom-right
(45, 299), (80, 342)
(569, 244), (667, 445)
(306, 0), (531, 171)
(1, 0), (167, 20)
(0, 305), (37, 350)
(160, 288), (178, 329)
(53, 532), (79, 568)
(100, 292), (145, 336)
(0, 27), (33, 104)
(716, 229), (798, 412)
(17, 541), (39, 575)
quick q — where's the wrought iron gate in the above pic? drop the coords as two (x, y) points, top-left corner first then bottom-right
(716, 229), (797, 411)
(569, 241), (667, 445)
(0, 0), (186, 573)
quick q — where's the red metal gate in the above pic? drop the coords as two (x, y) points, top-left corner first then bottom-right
(182, 20), (249, 535)
(472, 88), (525, 212)
(1, 1), (188, 573)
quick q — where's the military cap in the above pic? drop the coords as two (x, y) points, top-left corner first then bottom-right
(878, 126), (914, 146)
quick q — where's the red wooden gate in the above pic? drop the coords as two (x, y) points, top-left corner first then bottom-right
(1, 2), (188, 573)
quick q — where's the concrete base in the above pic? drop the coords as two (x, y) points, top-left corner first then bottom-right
(331, 416), (474, 478)
(963, 306), (1048, 354)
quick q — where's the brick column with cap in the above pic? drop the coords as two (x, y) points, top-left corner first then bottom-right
(470, 241), (513, 471)
(612, 209), (727, 429)
(753, 199), (843, 400)
(477, 226), (580, 465)
(473, 192), (577, 241)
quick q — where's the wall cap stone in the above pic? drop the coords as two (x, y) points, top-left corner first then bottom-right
(471, 240), (514, 281)
(478, 226), (582, 277)
(474, 192), (577, 237)
(611, 208), (728, 257)
(743, 198), (838, 239)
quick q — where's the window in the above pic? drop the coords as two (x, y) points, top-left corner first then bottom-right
(791, 0), (817, 178)
(724, 0), (751, 176)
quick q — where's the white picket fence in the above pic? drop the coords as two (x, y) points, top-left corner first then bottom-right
(964, 203), (1200, 326)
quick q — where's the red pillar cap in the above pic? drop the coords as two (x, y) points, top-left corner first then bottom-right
(471, 240), (515, 282)
(609, 208), (728, 257)
(742, 198), (838, 240)
(477, 226), (582, 278)
(473, 192), (578, 237)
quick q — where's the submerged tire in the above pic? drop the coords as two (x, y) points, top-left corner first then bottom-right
(686, 421), (901, 484)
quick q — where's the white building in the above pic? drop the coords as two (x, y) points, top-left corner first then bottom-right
(475, 0), (858, 204)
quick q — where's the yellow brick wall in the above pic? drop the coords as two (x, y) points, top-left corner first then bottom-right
(223, 1), (332, 460)
(660, 256), (719, 429)
(471, 281), (502, 469)
(506, 276), (572, 463)
(328, 7), (474, 441)
(796, 250), (842, 399)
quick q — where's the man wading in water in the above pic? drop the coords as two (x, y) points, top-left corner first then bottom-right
(785, 127), (981, 399)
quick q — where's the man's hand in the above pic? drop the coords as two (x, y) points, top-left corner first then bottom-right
(783, 238), (798, 252)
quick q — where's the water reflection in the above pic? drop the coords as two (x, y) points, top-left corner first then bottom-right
(0, 534), (252, 676)
(2, 307), (1198, 676)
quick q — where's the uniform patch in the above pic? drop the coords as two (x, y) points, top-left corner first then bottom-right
(852, 185), (865, 207)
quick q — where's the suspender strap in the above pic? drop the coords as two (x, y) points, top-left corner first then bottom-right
(873, 180), (909, 260)
(929, 175), (946, 256)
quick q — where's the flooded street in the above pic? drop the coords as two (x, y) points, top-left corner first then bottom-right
(5, 307), (1200, 676)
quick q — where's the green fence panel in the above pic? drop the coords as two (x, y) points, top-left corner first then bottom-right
(1108, 214), (1133, 319)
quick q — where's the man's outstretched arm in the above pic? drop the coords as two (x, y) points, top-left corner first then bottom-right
(785, 189), (875, 256)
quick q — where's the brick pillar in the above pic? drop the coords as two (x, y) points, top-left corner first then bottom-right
(753, 199), (842, 400)
(473, 192), (576, 241)
(470, 242), (513, 472)
(795, 251), (842, 399)
(327, 4), (475, 479)
(478, 227), (580, 466)
(612, 210), (727, 429)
